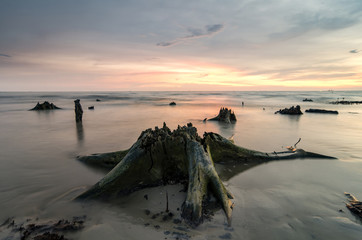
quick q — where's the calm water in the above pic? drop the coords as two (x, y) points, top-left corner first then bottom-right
(0, 91), (362, 239)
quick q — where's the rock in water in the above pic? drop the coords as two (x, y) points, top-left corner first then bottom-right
(208, 107), (237, 123)
(275, 105), (303, 115)
(169, 102), (176, 106)
(30, 101), (61, 110)
(74, 99), (83, 122)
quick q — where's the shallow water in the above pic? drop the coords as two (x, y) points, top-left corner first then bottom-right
(1, 91), (362, 239)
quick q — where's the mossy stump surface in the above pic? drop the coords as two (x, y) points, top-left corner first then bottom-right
(77, 123), (335, 226)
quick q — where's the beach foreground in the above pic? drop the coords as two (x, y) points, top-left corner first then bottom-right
(1, 91), (362, 239)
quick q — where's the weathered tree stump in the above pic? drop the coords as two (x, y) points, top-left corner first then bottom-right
(207, 107), (237, 123)
(74, 99), (83, 122)
(275, 105), (303, 115)
(76, 123), (335, 226)
(30, 101), (61, 110)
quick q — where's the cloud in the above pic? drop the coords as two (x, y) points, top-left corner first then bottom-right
(350, 49), (359, 53)
(0, 53), (11, 58)
(157, 24), (224, 47)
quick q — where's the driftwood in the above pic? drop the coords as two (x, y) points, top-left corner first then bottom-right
(305, 109), (338, 114)
(345, 193), (362, 219)
(30, 101), (61, 110)
(275, 105), (303, 115)
(76, 123), (335, 227)
(207, 107), (236, 123)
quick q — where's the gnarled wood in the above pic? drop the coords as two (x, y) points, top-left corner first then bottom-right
(76, 123), (335, 226)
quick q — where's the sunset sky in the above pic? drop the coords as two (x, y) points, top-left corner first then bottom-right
(1, 0), (361, 91)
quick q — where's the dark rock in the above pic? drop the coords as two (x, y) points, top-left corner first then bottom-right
(96, 99), (101, 102)
(208, 107), (237, 123)
(173, 219), (182, 224)
(305, 109), (338, 114)
(275, 105), (303, 115)
(154, 225), (161, 229)
(144, 209), (151, 215)
(169, 102), (176, 106)
(303, 98), (313, 102)
(144, 194), (148, 200)
(88, 106), (94, 110)
(74, 99), (83, 122)
(30, 101), (61, 110)
(219, 233), (232, 239)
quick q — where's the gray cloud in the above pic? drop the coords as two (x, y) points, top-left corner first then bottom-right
(350, 49), (359, 53)
(157, 24), (224, 47)
(0, 53), (11, 58)
(269, 12), (359, 41)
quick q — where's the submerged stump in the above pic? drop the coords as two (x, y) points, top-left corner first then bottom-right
(74, 99), (83, 122)
(207, 107), (237, 123)
(76, 123), (335, 226)
(30, 101), (61, 110)
(275, 105), (303, 115)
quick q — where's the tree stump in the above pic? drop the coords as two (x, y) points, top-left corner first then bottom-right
(74, 99), (83, 122)
(207, 107), (237, 123)
(76, 123), (335, 226)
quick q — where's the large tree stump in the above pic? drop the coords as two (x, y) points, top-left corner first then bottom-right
(76, 123), (335, 226)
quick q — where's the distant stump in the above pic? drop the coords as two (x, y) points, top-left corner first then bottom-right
(30, 101), (61, 110)
(208, 107), (237, 123)
(275, 105), (303, 115)
(305, 109), (338, 114)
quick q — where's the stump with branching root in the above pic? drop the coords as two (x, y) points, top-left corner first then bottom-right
(76, 123), (335, 226)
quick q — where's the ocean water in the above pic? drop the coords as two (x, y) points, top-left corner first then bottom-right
(0, 91), (362, 239)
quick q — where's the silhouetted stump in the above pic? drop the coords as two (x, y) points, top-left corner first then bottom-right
(303, 98), (313, 102)
(169, 102), (176, 106)
(76, 123), (335, 226)
(305, 109), (338, 114)
(30, 101), (61, 110)
(74, 99), (83, 122)
(275, 105), (303, 115)
(208, 107), (237, 123)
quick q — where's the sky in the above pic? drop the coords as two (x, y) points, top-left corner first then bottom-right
(0, 0), (362, 91)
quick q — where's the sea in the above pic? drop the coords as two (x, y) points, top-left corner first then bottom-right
(0, 91), (362, 239)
